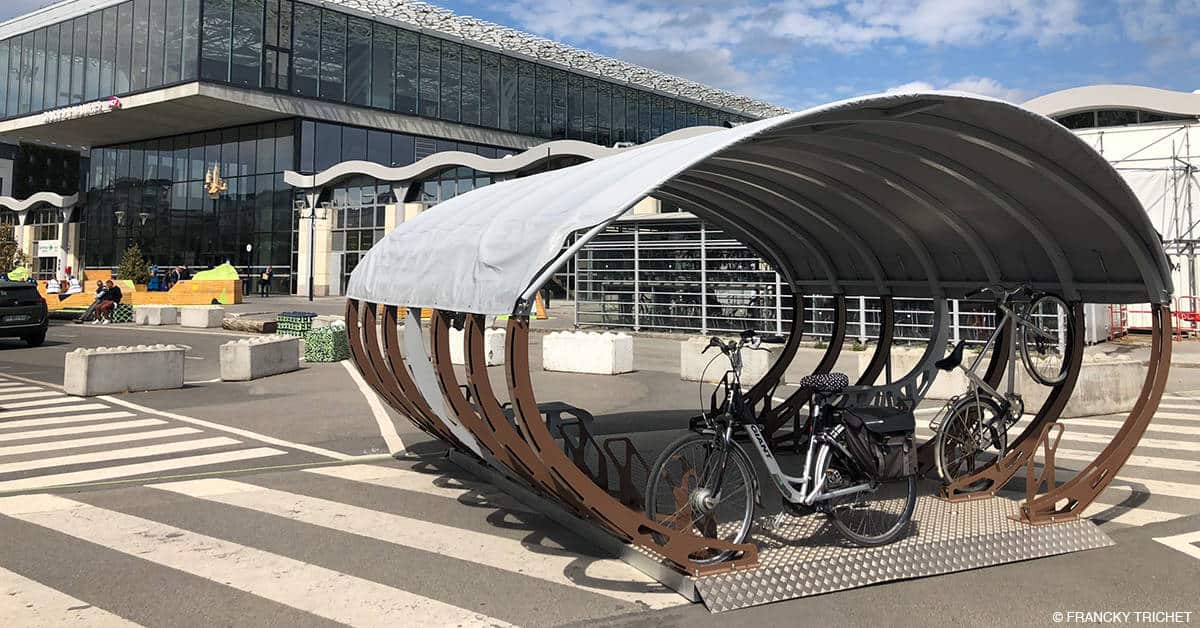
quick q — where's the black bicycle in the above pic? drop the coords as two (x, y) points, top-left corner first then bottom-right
(645, 331), (918, 564)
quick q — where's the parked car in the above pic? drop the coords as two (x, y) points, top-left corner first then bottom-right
(0, 280), (48, 346)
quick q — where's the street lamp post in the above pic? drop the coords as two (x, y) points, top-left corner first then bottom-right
(294, 197), (327, 302)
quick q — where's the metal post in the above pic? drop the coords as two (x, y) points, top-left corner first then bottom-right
(633, 227), (640, 330)
(951, 298), (961, 343)
(775, 272), (783, 335)
(573, 234), (580, 328)
(858, 295), (867, 342)
(700, 223), (707, 334)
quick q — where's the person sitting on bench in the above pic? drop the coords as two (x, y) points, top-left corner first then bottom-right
(94, 280), (123, 325)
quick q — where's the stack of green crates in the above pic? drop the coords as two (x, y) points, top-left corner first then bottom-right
(110, 303), (134, 324)
(278, 311), (317, 336)
(304, 322), (350, 362)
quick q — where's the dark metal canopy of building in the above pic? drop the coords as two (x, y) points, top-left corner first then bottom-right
(349, 92), (1173, 312)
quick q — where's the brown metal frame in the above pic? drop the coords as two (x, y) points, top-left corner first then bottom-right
(941, 304), (1085, 501)
(1019, 304), (1172, 524)
(504, 316), (758, 576)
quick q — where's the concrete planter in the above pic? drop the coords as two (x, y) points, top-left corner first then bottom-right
(680, 336), (775, 384)
(220, 335), (301, 381)
(180, 305), (225, 328)
(134, 305), (179, 326)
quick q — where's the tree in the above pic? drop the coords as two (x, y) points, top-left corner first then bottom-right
(117, 243), (151, 285)
(0, 224), (27, 275)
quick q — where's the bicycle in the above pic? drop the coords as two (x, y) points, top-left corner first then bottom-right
(644, 330), (918, 564)
(933, 285), (1072, 483)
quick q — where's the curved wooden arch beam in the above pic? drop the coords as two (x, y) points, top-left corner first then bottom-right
(504, 316), (758, 576)
(378, 305), (470, 450)
(745, 296), (805, 410)
(429, 310), (514, 466)
(344, 299), (439, 441)
(461, 313), (568, 502)
(941, 303), (1085, 501)
(1020, 304), (1171, 523)
(855, 296), (894, 387)
(762, 294), (847, 437)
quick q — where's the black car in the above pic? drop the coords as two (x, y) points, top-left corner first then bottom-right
(0, 281), (48, 346)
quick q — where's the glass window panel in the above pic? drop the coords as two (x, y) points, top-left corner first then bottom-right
(319, 9), (346, 100)
(597, 81), (611, 146)
(17, 33), (31, 114)
(0, 42), (9, 117)
(479, 50), (499, 128)
(460, 46), (479, 126)
(625, 88), (638, 141)
(314, 122), (341, 171)
(582, 78), (597, 143)
(182, 0), (200, 81)
(189, 133), (204, 179)
(499, 56), (517, 131)
(265, 0), (278, 48)
(299, 119), (314, 172)
(231, 0), (263, 87)
(84, 11), (102, 99)
(611, 86), (624, 143)
(534, 64), (550, 137)
(394, 29), (417, 114)
(31, 29), (44, 113)
(163, 0), (183, 84)
(147, 0), (166, 88)
(238, 125), (256, 176)
(367, 129), (389, 165)
(517, 60), (534, 135)
(638, 90), (651, 142)
(418, 34), (439, 118)
(440, 41), (460, 122)
(390, 133), (413, 167)
(43, 25), (59, 112)
(221, 128), (238, 176)
(173, 135), (189, 180)
(273, 119), (293, 171)
(345, 16), (371, 105)
(200, 0), (232, 82)
(66, 19), (84, 105)
(291, 2), (319, 97)
(131, 0), (150, 90)
(371, 24), (394, 109)
(550, 69), (566, 139)
(341, 125), (365, 162)
(256, 123), (275, 173)
(567, 72), (582, 139)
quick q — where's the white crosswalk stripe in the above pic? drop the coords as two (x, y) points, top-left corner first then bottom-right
(0, 565), (140, 627)
(919, 392), (1200, 530)
(0, 494), (516, 627)
(0, 376), (318, 494)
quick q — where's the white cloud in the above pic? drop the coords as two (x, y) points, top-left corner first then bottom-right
(1117, 0), (1200, 68)
(884, 76), (1031, 102)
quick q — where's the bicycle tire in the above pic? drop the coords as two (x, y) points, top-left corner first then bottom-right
(824, 445), (917, 546)
(644, 431), (756, 565)
(935, 396), (1008, 483)
(1019, 293), (1072, 386)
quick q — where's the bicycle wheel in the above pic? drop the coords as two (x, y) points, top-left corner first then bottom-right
(823, 445), (917, 546)
(935, 397), (1008, 483)
(1020, 294), (1072, 386)
(644, 432), (756, 564)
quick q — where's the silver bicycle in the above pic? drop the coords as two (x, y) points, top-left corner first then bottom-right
(933, 285), (1072, 483)
(645, 331), (918, 564)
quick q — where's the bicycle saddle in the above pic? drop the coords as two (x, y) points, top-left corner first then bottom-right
(936, 340), (967, 372)
(798, 372), (849, 393)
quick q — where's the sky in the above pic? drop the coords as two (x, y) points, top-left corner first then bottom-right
(2, 0), (1198, 111)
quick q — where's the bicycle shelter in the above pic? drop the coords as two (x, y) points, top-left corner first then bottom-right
(336, 92), (1174, 611)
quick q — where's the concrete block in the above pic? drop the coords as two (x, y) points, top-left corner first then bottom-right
(448, 327), (505, 366)
(180, 306), (225, 328)
(681, 336), (773, 384)
(220, 335), (301, 381)
(544, 331), (634, 375)
(134, 305), (179, 326)
(783, 344), (866, 386)
(64, 344), (185, 396)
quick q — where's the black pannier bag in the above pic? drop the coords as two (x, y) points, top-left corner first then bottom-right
(834, 406), (917, 481)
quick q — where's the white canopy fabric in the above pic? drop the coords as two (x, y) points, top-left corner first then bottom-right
(347, 92), (1173, 314)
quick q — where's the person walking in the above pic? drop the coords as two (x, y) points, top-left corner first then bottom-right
(258, 266), (273, 298)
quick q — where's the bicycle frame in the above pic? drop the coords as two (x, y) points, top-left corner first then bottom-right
(954, 293), (1058, 407)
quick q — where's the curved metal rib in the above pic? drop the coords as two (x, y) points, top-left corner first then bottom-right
(745, 296), (805, 409)
(345, 299), (438, 440)
(504, 316), (758, 576)
(429, 310), (511, 465)
(855, 296), (894, 387)
(941, 303), (1085, 500)
(379, 305), (469, 449)
(1020, 304), (1171, 522)
(762, 295), (847, 436)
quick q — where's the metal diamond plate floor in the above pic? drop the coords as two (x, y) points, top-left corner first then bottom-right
(693, 482), (1113, 612)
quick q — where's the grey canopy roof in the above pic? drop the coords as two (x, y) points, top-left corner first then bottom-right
(347, 92), (1173, 314)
